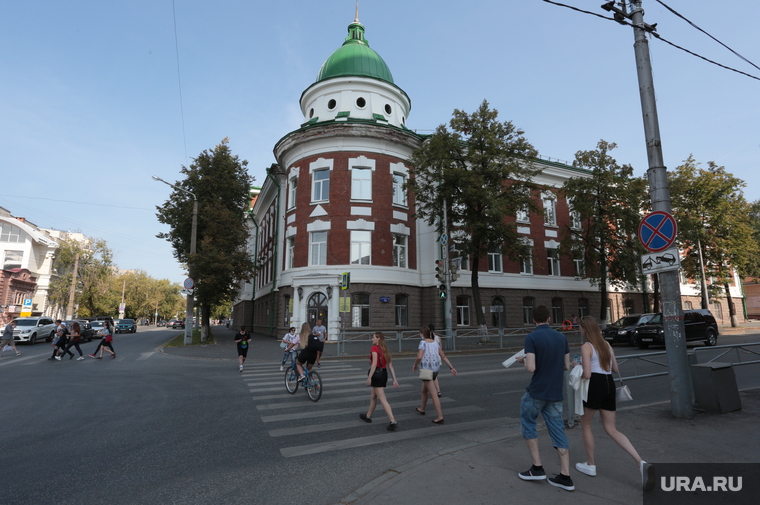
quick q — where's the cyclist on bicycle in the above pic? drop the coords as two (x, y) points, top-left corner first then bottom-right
(296, 322), (320, 381)
(280, 326), (300, 371)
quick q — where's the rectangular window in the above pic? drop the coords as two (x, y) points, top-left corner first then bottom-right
(543, 194), (557, 227)
(351, 167), (372, 200)
(352, 293), (370, 327)
(520, 253), (533, 275)
(310, 231), (327, 265)
(570, 210), (582, 230)
(312, 170), (330, 202)
(574, 258), (584, 277)
(392, 234), (407, 268)
(456, 296), (470, 326)
(516, 205), (529, 223)
(547, 248), (560, 276)
(3, 250), (23, 270)
(523, 297), (534, 324)
(350, 231), (371, 265)
(578, 299), (589, 318)
(395, 294), (408, 327)
(488, 249), (502, 272)
(0, 224), (21, 243)
(392, 173), (406, 205)
(551, 298), (564, 324)
(289, 178), (297, 209)
(286, 237), (295, 269)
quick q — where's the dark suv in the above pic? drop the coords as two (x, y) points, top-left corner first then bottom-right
(603, 313), (656, 346)
(634, 309), (719, 349)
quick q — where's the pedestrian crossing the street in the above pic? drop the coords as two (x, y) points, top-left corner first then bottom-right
(241, 361), (517, 458)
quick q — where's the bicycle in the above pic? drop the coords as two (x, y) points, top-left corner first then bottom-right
(284, 351), (322, 401)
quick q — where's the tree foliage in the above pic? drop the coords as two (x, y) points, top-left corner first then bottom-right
(113, 271), (184, 321)
(669, 156), (760, 323)
(560, 140), (648, 322)
(155, 138), (256, 333)
(407, 100), (539, 328)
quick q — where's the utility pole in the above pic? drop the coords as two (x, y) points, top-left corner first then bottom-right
(604, 0), (693, 418)
(65, 252), (80, 319)
(441, 199), (453, 338)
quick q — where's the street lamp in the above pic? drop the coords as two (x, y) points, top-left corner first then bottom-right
(153, 175), (198, 345)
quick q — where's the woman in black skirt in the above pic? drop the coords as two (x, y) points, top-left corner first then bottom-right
(359, 332), (398, 431)
(575, 316), (654, 490)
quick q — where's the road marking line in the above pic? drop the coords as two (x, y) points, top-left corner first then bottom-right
(260, 398), (455, 423)
(137, 352), (155, 360)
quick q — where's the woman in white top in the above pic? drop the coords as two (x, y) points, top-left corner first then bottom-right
(428, 324), (443, 398)
(280, 327), (300, 371)
(576, 316), (654, 490)
(412, 326), (456, 424)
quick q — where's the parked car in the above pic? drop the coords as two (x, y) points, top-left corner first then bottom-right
(11, 316), (57, 344)
(115, 319), (137, 333)
(157, 320), (167, 327)
(62, 320), (95, 342)
(634, 309), (719, 349)
(167, 319), (185, 329)
(603, 313), (656, 346)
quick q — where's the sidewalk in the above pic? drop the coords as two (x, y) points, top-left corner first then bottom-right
(336, 388), (760, 505)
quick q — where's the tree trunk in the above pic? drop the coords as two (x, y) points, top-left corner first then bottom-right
(640, 272), (650, 313)
(599, 255), (608, 325)
(470, 256), (490, 342)
(723, 282), (739, 327)
(201, 304), (210, 343)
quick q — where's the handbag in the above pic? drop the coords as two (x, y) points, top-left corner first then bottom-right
(419, 368), (434, 381)
(616, 373), (633, 402)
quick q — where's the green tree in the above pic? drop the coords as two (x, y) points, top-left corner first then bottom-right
(113, 271), (183, 322)
(407, 100), (539, 330)
(669, 157), (760, 326)
(156, 138), (256, 340)
(560, 140), (648, 323)
(48, 237), (116, 318)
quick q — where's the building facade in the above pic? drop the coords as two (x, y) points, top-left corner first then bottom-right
(233, 14), (744, 337)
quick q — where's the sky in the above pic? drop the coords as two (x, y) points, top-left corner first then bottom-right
(2, 1), (758, 284)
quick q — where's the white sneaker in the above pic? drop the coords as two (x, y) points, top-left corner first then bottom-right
(239, 365), (243, 372)
(640, 461), (656, 491)
(55, 356), (61, 361)
(77, 356), (85, 361)
(575, 462), (597, 476)
(279, 366), (284, 371)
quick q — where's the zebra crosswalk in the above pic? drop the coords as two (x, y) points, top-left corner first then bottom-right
(243, 361), (517, 458)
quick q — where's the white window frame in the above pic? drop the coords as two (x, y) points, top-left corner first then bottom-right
(392, 172), (407, 206)
(310, 231), (327, 266)
(350, 156), (375, 201)
(312, 169), (330, 203)
(520, 253), (533, 275)
(488, 249), (502, 273)
(3, 250), (23, 270)
(547, 248), (561, 276)
(286, 237), (295, 269)
(350, 230), (371, 265)
(456, 296), (470, 326)
(288, 177), (297, 209)
(574, 257), (584, 277)
(570, 209), (581, 230)
(0, 223), (22, 243)
(542, 191), (557, 227)
(392, 234), (407, 268)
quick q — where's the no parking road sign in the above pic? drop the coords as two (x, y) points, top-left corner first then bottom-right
(639, 211), (677, 253)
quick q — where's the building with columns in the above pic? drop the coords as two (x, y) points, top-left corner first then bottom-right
(234, 13), (744, 338)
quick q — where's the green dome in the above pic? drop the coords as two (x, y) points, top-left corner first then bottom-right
(316, 21), (394, 84)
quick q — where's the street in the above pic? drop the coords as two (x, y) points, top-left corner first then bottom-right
(2, 327), (759, 505)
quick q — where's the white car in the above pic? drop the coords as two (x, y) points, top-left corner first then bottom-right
(12, 317), (58, 344)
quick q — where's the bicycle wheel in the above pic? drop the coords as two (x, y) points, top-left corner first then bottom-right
(285, 368), (299, 394)
(305, 371), (322, 401)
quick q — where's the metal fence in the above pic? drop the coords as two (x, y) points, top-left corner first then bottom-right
(333, 325), (584, 357)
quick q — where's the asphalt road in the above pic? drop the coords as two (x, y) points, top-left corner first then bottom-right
(2, 328), (758, 505)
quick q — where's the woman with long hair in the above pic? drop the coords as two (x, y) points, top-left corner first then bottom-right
(63, 322), (85, 360)
(359, 332), (399, 431)
(575, 316), (654, 490)
(295, 322), (320, 379)
(413, 326), (456, 424)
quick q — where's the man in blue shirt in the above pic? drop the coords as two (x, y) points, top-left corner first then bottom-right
(516, 305), (574, 491)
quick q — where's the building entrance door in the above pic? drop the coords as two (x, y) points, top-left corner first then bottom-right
(307, 292), (328, 328)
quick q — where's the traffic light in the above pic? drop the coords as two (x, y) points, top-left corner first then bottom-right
(435, 259), (445, 284)
(438, 284), (447, 299)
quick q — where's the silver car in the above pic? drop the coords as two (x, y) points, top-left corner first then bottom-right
(12, 317), (58, 344)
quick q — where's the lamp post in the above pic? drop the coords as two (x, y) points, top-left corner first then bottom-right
(153, 175), (198, 345)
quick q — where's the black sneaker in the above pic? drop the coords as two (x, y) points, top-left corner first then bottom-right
(387, 422), (397, 431)
(548, 474), (575, 491)
(519, 467), (546, 481)
(359, 413), (372, 423)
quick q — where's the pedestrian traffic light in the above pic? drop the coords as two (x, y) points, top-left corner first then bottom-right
(438, 284), (447, 299)
(435, 259), (445, 283)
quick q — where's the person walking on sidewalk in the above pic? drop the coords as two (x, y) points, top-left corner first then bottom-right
(1, 317), (20, 357)
(280, 327), (300, 371)
(312, 319), (327, 367)
(63, 321), (86, 360)
(235, 326), (252, 372)
(574, 316), (655, 491)
(413, 326), (456, 424)
(359, 332), (399, 431)
(515, 305), (574, 491)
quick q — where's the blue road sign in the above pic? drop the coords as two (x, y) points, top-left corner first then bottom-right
(639, 211), (677, 253)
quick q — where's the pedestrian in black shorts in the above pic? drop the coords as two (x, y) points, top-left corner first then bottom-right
(235, 326), (251, 372)
(295, 322), (320, 380)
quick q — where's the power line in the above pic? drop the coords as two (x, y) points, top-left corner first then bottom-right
(539, 0), (760, 82)
(172, 0), (189, 163)
(654, 0), (760, 72)
(0, 194), (154, 211)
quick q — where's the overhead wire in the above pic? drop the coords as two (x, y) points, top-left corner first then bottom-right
(539, 0), (760, 82)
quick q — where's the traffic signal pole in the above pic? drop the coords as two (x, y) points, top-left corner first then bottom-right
(624, 0), (693, 418)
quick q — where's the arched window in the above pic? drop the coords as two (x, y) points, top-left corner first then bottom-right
(712, 301), (723, 320)
(523, 297), (535, 325)
(395, 294), (408, 327)
(684, 300), (693, 310)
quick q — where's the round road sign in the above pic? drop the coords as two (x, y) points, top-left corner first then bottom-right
(639, 211), (677, 253)
(184, 277), (194, 289)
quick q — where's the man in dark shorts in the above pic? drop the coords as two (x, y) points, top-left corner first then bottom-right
(234, 326), (252, 372)
(312, 319), (327, 367)
(296, 331), (321, 380)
